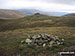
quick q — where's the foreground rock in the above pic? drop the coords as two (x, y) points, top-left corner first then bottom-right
(21, 33), (64, 47)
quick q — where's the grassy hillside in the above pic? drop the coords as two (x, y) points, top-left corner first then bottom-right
(0, 14), (75, 56)
(64, 13), (75, 16)
(0, 9), (27, 19)
(0, 27), (75, 56)
(0, 14), (75, 31)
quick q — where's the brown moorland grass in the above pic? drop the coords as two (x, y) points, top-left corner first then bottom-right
(0, 27), (75, 56)
(0, 15), (75, 56)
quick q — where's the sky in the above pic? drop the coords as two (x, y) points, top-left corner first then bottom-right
(0, 0), (75, 13)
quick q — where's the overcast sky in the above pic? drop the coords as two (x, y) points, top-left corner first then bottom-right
(0, 0), (75, 13)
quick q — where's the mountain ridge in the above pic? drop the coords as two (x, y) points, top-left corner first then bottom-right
(0, 9), (27, 19)
(0, 14), (75, 31)
(17, 9), (68, 16)
(64, 13), (75, 16)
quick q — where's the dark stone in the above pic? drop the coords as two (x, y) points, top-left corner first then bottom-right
(34, 13), (40, 15)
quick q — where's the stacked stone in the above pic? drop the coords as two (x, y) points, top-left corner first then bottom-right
(21, 33), (64, 47)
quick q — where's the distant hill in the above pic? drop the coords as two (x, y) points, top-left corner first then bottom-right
(18, 9), (40, 15)
(17, 9), (68, 16)
(0, 14), (75, 31)
(64, 13), (75, 16)
(0, 9), (27, 19)
(18, 9), (53, 16)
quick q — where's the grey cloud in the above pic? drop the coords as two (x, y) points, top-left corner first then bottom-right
(0, 0), (75, 5)
(0, 0), (75, 13)
(28, 0), (75, 5)
(46, 0), (75, 5)
(0, 0), (9, 5)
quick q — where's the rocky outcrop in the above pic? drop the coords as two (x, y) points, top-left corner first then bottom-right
(21, 33), (64, 48)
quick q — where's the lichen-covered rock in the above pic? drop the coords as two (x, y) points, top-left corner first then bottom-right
(25, 39), (32, 44)
(21, 40), (25, 44)
(21, 33), (64, 47)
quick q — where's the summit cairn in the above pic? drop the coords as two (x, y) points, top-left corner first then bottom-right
(21, 33), (64, 47)
(34, 13), (40, 15)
